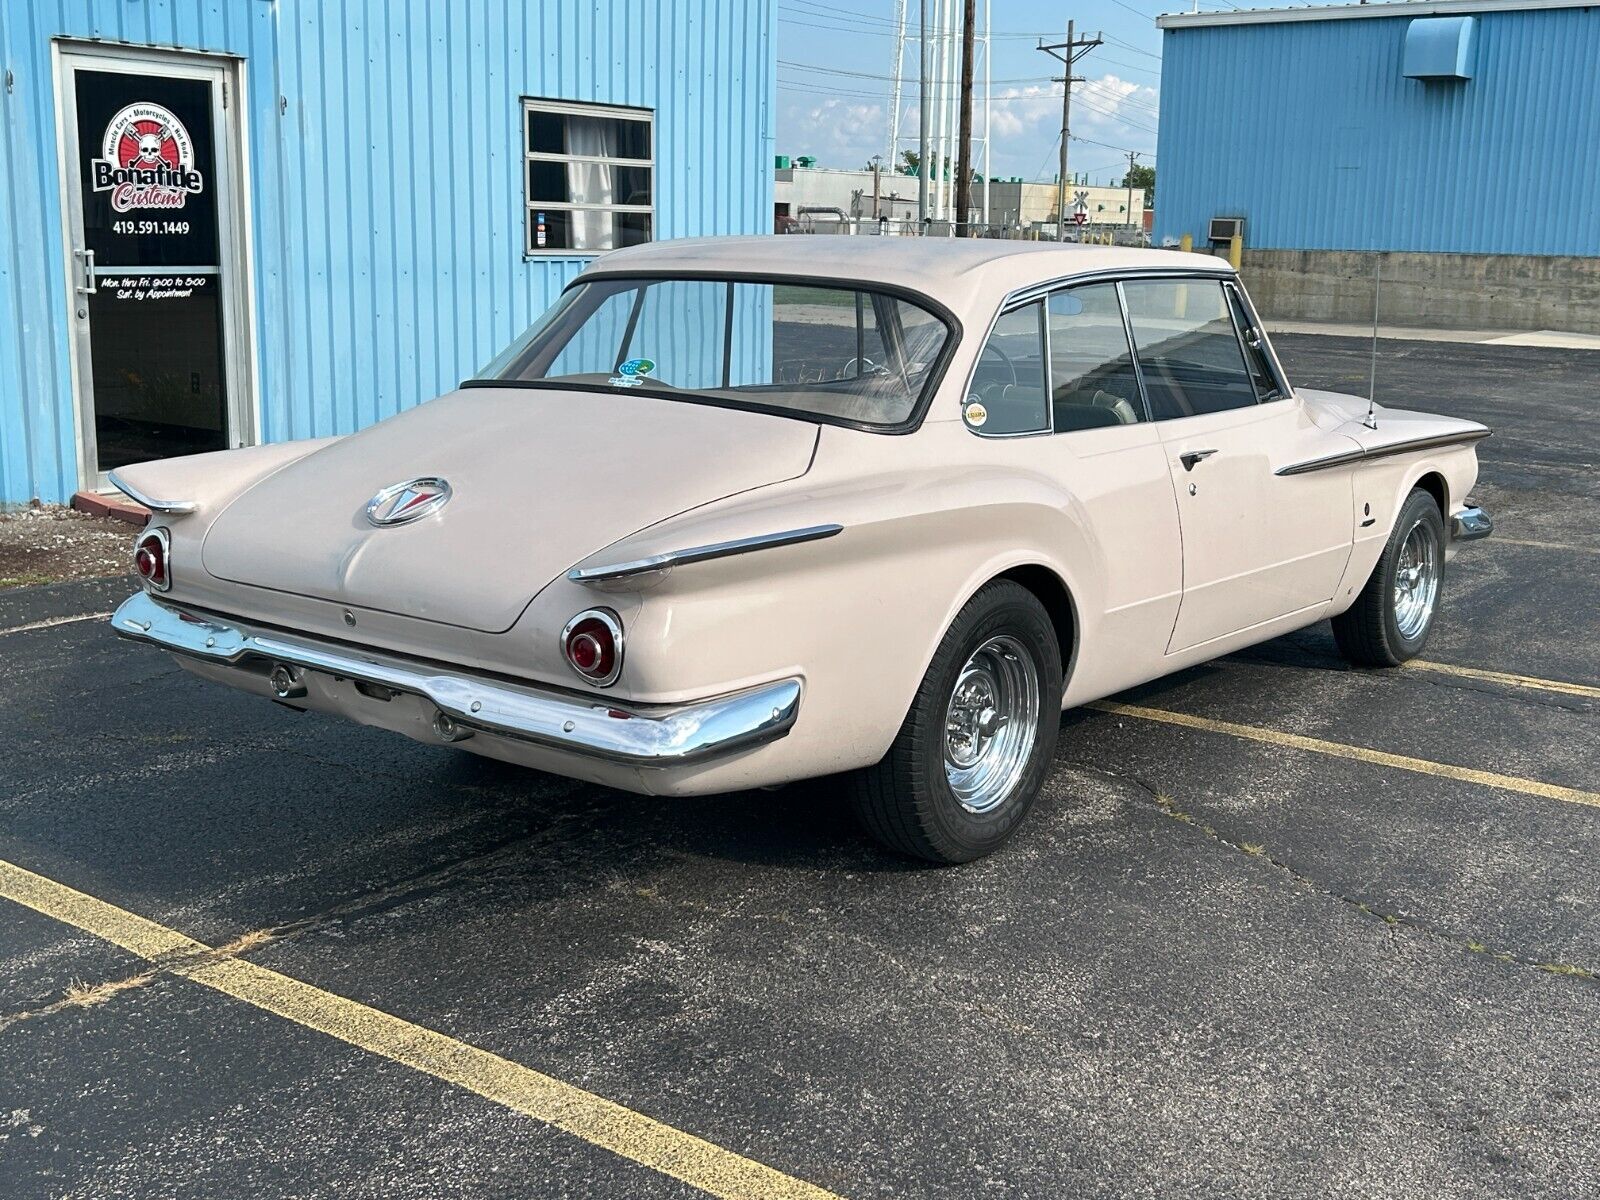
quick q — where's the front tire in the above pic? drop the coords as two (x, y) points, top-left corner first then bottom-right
(851, 580), (1062, 864)
(1332, 488), (1446, 667)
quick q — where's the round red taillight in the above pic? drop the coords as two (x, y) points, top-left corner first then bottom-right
(561, 610), (622, 686)
(133, 530), (170, 591)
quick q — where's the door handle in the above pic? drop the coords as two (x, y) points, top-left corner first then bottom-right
(74, 248), (97, 295)
(1180, 448), (1217, 472)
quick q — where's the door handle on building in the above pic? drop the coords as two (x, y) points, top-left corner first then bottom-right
(1180, 448), (1217, 471)
(74, 248), (97, 295)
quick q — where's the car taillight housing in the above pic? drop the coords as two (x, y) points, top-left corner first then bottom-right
(133, 528), (171, 592)
(561, 608), (623, 687)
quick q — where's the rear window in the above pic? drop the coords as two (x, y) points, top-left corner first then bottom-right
(479, 276), (954, 429)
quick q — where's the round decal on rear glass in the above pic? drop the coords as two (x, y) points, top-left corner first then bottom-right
(91, 101), (205, 213)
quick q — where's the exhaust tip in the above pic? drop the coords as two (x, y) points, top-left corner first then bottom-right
(269, 664), (307, 699)
(433, 711), (473, 743)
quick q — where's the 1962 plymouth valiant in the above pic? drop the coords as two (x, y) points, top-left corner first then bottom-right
(111, 238), (1492, 862)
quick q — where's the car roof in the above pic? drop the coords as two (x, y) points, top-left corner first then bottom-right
(581, 235), (1232, 312)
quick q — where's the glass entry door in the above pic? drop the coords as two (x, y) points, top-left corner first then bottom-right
(57, 45), (251, 482)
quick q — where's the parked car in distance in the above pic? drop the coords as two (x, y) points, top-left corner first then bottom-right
(111, 237), (1492, 863)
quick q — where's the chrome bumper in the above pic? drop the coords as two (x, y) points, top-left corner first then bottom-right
(110, 592), (800, 767)
(1451, 505), (1493, 542)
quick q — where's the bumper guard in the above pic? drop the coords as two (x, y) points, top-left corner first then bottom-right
(1450, 505), (1493, 542)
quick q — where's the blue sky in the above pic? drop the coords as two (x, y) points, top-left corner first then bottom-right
(774, 0), (1170, 186)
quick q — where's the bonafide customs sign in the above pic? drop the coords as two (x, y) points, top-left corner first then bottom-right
(90, 102), (206, 212)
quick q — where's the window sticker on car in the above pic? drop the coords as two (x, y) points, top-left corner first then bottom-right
(609, 357), (656, 388)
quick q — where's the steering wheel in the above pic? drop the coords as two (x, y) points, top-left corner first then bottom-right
(976, 342), (1019, 389)
(839, 356), (890, 379)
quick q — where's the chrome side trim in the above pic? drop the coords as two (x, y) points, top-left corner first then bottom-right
(111, 592), (801, 767)
(1275, 428), (1491, 477)
(1451, 506), (1493, 542)
(568, 524), (844, 585)
(998, 264), (1235, 313)
(107, 470), (199, 514)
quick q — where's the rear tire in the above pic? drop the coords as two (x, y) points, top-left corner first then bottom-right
(851, 580), (1062, 864)
(1332, 488), (1446, 667)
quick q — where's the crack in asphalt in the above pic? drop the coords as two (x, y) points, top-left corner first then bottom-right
(0, 928), (277, 1034)
(1064, 759), (1597, 987)
(0, 779), (606, 1034)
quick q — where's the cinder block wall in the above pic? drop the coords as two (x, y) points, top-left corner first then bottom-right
(1240, 250), (1600, 335)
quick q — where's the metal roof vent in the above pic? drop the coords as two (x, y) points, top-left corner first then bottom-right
(1403, 16), (1476, 81)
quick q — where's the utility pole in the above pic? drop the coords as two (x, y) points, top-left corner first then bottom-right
(1125, 150), (1138, 230)
(1038, 21), (1102, 242)
(918, 0), (930, 225)
(871, 154), (883, 219)
(954, 0), (975, 233)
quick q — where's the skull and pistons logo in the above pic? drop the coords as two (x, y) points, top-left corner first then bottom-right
(90, 102), (205, 212)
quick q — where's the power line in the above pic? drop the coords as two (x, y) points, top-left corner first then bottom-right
(779, 1), (1117, 42)
(1072, 132), (1154, 158)
(1103, 33), (1162, 61)
(776, 75), (1160, 134)
(781, 57), (1058, 84)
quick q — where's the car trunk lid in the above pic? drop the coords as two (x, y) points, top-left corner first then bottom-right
(202, 387), (819, 632)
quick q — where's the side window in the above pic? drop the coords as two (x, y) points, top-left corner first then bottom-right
(1047, 283), (1146, 431)
(969, 300), (1049, 435)
(1226, 285), (1284, 403)
(1122, 279), (1260, 420)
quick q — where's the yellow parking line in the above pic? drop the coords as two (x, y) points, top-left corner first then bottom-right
(1407, 660), (1600, 700)
(0, 858), (842, 1200)
(1088, 701), (1600, 809)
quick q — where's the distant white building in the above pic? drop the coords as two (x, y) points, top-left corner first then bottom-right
(986, 181), (1148, 233)
(773, 163), (1146, 236)
(773, 165), (921, 230)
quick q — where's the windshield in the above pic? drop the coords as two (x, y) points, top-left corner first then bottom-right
(476, 276), (954, 429)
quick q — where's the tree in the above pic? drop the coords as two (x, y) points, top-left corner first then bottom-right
(1122, 163), (1156, 204)
(897, 149), (953, 177)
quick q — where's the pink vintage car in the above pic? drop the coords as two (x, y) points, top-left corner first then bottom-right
(111, 238), (1491, 862)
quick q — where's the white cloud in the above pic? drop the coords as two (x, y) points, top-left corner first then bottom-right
(779, 73), (1158, 181)
(779, 97), (890, 169)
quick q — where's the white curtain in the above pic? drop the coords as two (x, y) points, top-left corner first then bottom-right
(566, 117), (617, 250)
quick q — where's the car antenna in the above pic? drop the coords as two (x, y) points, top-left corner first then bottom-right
(1363, 257), (1380, 429)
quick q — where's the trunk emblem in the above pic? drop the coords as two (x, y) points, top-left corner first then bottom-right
(365, 478), (452, 526)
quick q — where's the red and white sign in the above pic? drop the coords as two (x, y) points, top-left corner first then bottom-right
(91, 102), (205, 213)
(1072, 211), (1087, 226)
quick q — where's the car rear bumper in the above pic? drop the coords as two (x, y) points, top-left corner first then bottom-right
(110, 591), (801, 768)
(1450, 505), (1493, 542)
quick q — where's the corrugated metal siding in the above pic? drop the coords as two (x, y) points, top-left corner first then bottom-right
(0, 0), (774, 504)
(1155, 6), (1600, 255)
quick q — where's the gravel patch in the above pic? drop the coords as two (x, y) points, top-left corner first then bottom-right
(0, 506), (134, 590)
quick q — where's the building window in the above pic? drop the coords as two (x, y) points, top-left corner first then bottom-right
(522, 98), (653, 255)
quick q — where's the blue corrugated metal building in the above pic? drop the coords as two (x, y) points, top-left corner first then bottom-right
(1156, 0), (1600, 254)
(0, 0), (773, 506)
(1154, 0), (1600, 332)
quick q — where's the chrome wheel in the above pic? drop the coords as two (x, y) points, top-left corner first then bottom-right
(1393, 518), (1441, 641)
(943, 634), (1041, 815)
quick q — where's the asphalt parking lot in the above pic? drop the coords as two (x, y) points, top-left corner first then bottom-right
(2, 334), (1596, 1199)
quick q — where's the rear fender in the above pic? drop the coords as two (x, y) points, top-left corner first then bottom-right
(551, 461), (1098, 766)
